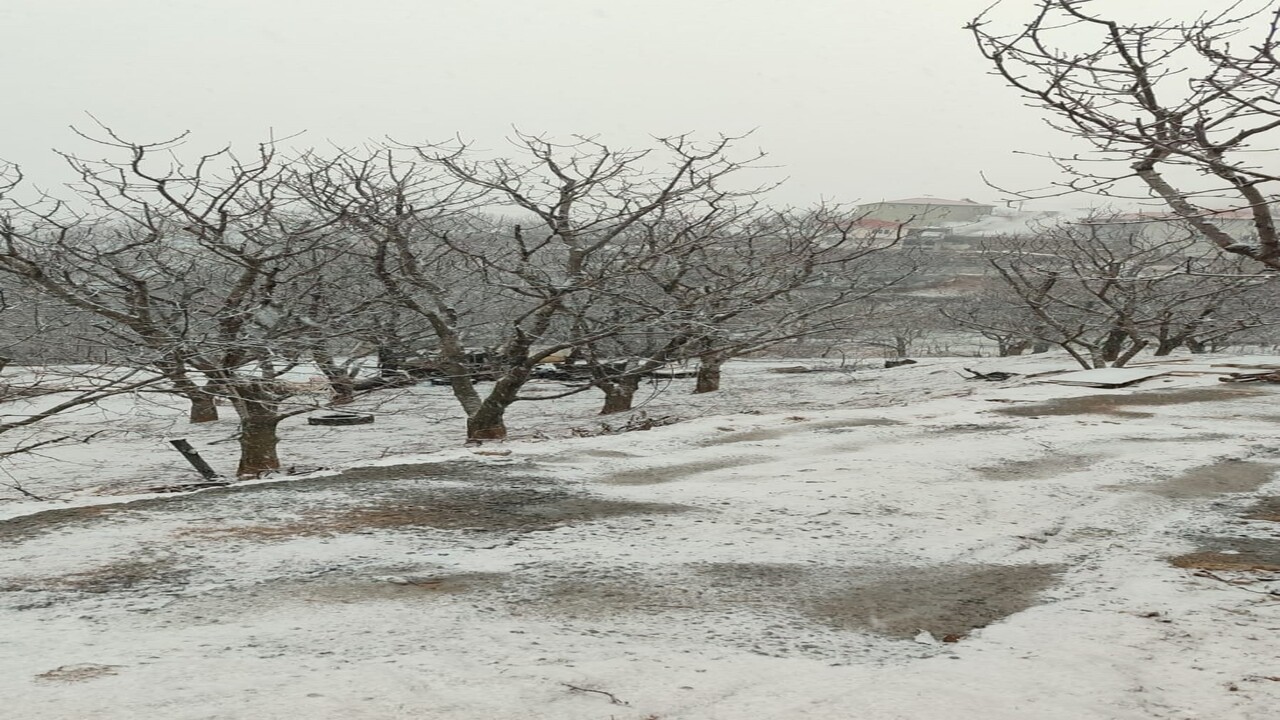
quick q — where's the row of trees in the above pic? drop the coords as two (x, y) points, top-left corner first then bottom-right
(0, 129), (911, 477)
(948, 220), (1277, 368)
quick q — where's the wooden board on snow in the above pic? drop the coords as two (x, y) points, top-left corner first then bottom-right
(1040, 368), (1170, 388)
(1211, 355), (1280, 370)
(1125, 358), (1196, 367)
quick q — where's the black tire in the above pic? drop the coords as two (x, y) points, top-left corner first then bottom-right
(307, 413), (375, 426)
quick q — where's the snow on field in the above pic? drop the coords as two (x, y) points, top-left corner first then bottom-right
(2, 354), (1280, 719)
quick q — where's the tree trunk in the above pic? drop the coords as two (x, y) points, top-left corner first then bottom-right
(1100, 328), (1128, 363)
(188, 393), (220, 423)
(236, 411), (281, 477)
(694, 355), (725, 394)
(313, 352), (356, 406)
(467, 402), (509, 440)
(1153, 338), (1181, 356)
(998, 338), (1029, 357)
(465, 370), (528, 441)
(377, 343), (404, 378)
(1185, 338), (1208, 354)
(227, 381), (283, 477)
(894, 335), (912, 358)
(599, 375), (641, 415)
(161, 362), (219, 423)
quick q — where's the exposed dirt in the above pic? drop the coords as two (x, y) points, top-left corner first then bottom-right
(1170, 536), (1280, 572)
(603, 456), (767, 485)
(1242, 496), (1280, 522)
(0, 461), (688, 544)
(0, 461), (478, 542)
(702, 418), (900, 446)
(974, 454), (1098, 481)
(179, 488), (687, 541)
(1144, 460), (1277, 499)
(234, 572), (508, 605)
(805, 564), (1062, 639)
(2, 556), (188, 595)
(1116, 433), (1233, 444)
(34, 664), (122, 684)
(524, 561), (1062, 642)
(993, 386), (1266, 418)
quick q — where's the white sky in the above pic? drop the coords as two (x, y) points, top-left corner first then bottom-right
(0, 0), (1250, 209)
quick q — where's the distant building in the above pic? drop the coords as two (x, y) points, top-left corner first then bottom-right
(848, 217), (905, 240)
(1079, 209), (1264, 245)
(857, 197), (996, 226)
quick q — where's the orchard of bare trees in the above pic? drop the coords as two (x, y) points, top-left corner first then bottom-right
(0, 128), (914, 478)
(6, 2), (1280, 483)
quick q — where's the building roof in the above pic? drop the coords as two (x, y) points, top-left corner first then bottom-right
(852, 218), (904, 230)
(878, 197), (993, 207)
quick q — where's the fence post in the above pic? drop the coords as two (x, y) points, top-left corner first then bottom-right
(169, 439), (220, 480)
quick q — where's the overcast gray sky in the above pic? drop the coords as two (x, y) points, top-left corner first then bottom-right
(0, 0), (1242, 209)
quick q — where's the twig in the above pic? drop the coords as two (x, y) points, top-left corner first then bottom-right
(1191, 569), (1279, 595)
(560, 683), (629, 706)
(0, 480), (49, 501)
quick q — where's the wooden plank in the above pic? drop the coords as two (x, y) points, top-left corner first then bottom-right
(1040, 368), (1169, 388)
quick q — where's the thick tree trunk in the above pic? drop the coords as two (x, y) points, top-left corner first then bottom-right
(377, 343), (404, 378)
(313, 352), (356, 406)
(1153, 339), (1181, 356)
(694, 355), (725, 394)
(237, 414), (282, 477)
(161, 361), (219, 423)
(598, 375), (641, 415)
(467, 403), (509, 440)
(465, 370), (529, 441)
(998, 338), (1029, 357)
(1100, 328), (1128, 363)
(188, 393), (220, 423)
(228, 382), (283, 477)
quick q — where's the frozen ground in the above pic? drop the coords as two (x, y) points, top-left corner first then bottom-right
(2, 354), (1280, 719)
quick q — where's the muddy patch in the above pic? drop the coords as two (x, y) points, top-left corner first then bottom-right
(1116, 433), (1233, 444)
(0, 461), (559, 542)
(931, 422), (1017, 434)
(1170, 536), (1280, 572)
(806, 564), (1061, 639)
(974, 454), (1097, 481)
(1242, 496), (1280, 522)
(579, 450), (637, 458)
(993, 386), (1265, 418)
(702, 418), (900, 446)
(2, 556), (188, 595)
(1144, 460), (1276, 499)
(603, 457), (764, 485)
(525, 561), (1061, 643)
(253, 572), (507, 604)
(180, 486), (687, 541)
(35, 664), (122, 684)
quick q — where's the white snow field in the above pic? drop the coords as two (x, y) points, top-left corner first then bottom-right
(2, 354), (1279, 720)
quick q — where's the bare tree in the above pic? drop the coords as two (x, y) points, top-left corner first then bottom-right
(300, 134), (764, 439)
(0, 127), (367, 476)
(616, 204), (911, 396)
(971, 221), (1275, 368)
(970, 1), (1280, 268)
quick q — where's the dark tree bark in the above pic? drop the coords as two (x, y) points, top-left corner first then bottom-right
(464, 368), (530, 441)
(694, 354), (725, 394)
(598, 374), (642, 415)
(235, 406), (281, 476)
(187, 393), (220, 423)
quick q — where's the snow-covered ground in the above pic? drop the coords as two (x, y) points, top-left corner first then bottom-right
(2, 354), (1279, 719)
